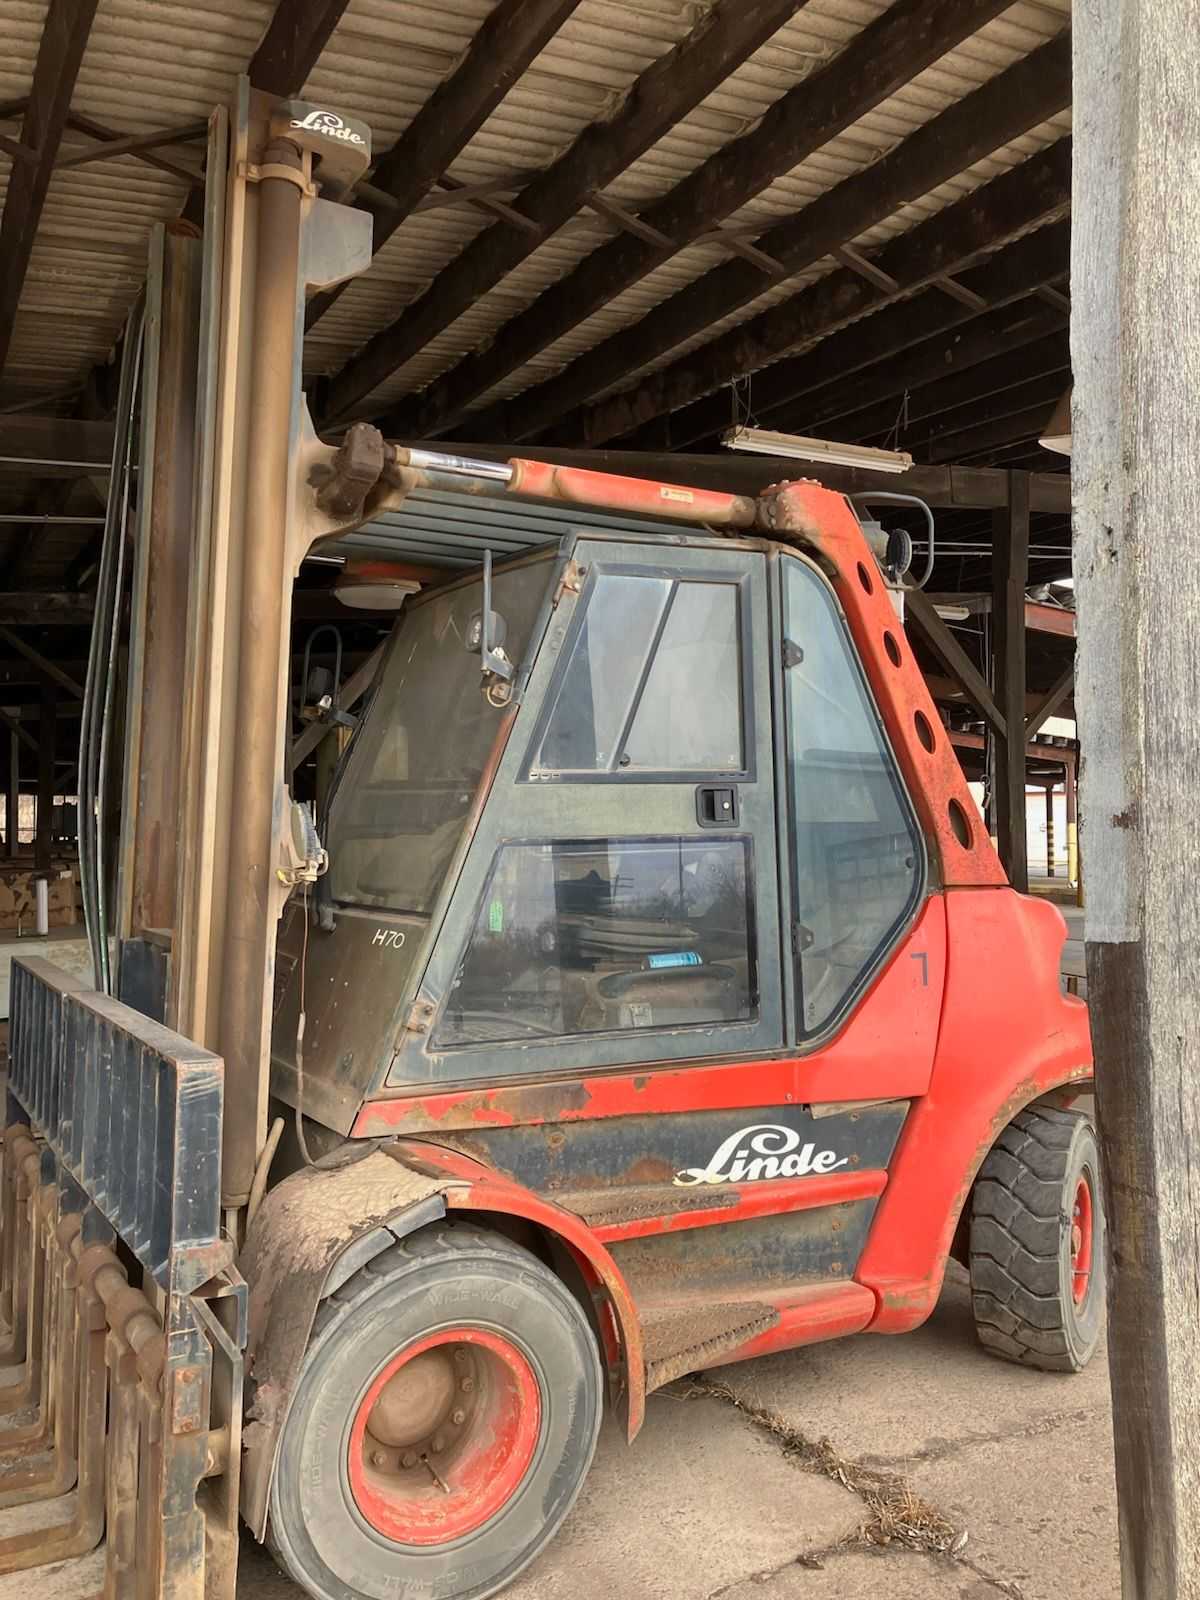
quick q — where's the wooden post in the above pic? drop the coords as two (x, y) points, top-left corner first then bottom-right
(1044, 782), (1056, 877)
(5, 724), (18, 860)
(991, 468), (1030, 889)
(1064, 754), (1079, 889)
(34, 682), (56, 872)
(1073, 3), (1200, 1594)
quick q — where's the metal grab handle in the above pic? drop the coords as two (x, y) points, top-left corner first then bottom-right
(849, 492), (936, 589)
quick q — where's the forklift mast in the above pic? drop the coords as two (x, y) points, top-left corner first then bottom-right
(0, 85), (1095, 1600)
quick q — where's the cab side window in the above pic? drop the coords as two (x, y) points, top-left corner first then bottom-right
(434, 837), (756, 1047)
(529, 571), (744, 776)
(782, 557), (924, 1036)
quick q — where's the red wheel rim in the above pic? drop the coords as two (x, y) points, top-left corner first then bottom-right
(1071, 1175), (1094, 1306)
(347, 1329), (541, 1545)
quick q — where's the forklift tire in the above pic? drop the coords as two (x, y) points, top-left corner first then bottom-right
(969, 1106), (1105, 1373)
(267, 1221), (603, 1600)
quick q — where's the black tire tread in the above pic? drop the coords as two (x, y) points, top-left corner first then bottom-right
(267, 1220), (596, 1595)
(969, 1107), (1099, 1372)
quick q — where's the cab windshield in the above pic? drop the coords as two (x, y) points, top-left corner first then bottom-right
(325, 557), (551, 915)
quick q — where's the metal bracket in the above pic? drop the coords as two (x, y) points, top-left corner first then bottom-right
(238, 159), (317, 197)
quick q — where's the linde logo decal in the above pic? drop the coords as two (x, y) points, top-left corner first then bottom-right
(673, 1124), (849, 1187)
(289, 110), (365, 145)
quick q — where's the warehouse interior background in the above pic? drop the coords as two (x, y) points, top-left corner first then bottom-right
(0, 0), (1077, 1004)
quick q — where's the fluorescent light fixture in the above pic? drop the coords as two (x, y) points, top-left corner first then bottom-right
(1039, 386), (1071, 456)
(934, 604), (971, 622)
(722, 425), (913, 474)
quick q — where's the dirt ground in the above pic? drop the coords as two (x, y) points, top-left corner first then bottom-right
(228, 1262), (1118, 1600)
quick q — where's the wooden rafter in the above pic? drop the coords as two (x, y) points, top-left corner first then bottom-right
(56, 119), (208, 169)
(247, 0), (354, 96)
(319, 0), (813, 426)
(847, 346), (1072, 449)
(596, 147), (1072, 451)
(0, 0), (100, 383)
(743, 238), (1070, 442)
(928, 398), (1063, 464)
(402, 0), (1030, 441)
(895, 372), (1068, 458)
(306, 0), (582, 331)
(457, 28), (1071, 445)
(769, 295), (1068, 439)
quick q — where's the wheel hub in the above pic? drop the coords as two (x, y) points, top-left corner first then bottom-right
(1070, 1174), (1095, 1306)
(369, 1348), (458, 1448)
(347, 1328), (541, 1546)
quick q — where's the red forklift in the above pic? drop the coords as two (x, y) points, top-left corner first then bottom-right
(0, 86), (1099, 1600)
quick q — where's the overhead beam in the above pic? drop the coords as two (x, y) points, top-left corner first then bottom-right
(305, 0), (582, 331)
(0, 412), (114, 472)
(320, 0), (808, 426)
(430, 440), (1071, 512)
(247, 0), (352, 95)
(0, 0), (100, 382)
(904, 585), (1006, 737)
(400, 0), (1028, 439)
(468, 26), (1071, 445)
(991, 469), (1030, 888)
(665, 225), (1071, 450)
(0, 593), (94, 623)
(573, 138), (1072, 447)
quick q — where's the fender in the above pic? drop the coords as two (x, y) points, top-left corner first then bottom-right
(858, 886), (1093, 1331)
(238, 1140), (645, 1540)
(391, 1136), (646, 1439)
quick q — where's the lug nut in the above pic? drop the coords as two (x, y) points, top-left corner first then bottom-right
(371, 1450), (387, 1468)
(401, 1450), (418, 1468)
(453, 1349), (468, 1364)
(432, 1433), (445, 1453)
(451, 1409), (466, 1425)
(460, 1377), (474, 1392)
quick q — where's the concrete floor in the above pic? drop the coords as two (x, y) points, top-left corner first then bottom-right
(229, 1263), (1118, 1600)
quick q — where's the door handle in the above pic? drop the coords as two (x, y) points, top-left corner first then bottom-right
(695, 786), (738, 827)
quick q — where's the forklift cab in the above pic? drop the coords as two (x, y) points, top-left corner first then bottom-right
(270, 525), (930, 1134)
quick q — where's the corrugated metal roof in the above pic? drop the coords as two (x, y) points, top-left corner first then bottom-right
(340, 484), (696, 569)
(2, 0), (1072, 442)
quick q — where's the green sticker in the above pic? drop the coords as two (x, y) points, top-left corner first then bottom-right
(488, 899), (504, 933)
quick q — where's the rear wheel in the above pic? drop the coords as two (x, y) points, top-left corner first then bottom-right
(969, 1106), (1105, 1372)
(268, 1222), (603, 1600)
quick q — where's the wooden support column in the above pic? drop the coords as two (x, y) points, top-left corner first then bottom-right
(34, 682), (55, 871)
(1064, 754), (1078, 887)
(5, 724), (18, 859)
(990, 469), (1030, 889)
(1073, 3), (1200, 1594)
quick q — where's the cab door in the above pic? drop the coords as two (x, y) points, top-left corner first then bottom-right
(388, 532), (783, 1087)
(776, 549), (946, 1095)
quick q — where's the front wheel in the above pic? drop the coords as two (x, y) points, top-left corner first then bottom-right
(969, 1105), (1105, 1373)
(267, 1222), (603, 1600)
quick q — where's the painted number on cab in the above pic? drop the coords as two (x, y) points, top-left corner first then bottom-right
(372, 928), (407, 950)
